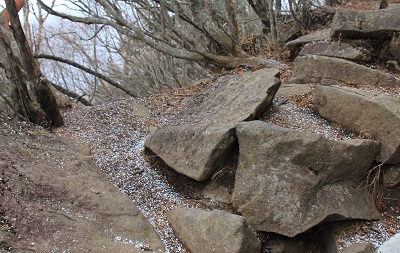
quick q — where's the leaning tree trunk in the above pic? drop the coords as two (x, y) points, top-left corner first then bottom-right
(0, 0), (63, 129)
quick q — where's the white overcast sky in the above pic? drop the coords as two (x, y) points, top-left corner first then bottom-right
(1, 0), (83, 28)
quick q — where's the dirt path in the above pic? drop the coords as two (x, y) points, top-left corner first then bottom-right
(54, 85), (217, 253)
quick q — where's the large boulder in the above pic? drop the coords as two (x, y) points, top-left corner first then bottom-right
(286, 29), (330, 55)
(231, 121), (380, 237)
(167, 208), (261, 253)
(145, 122), (236, 181)
(314, 85), (400, 164)
(298, 41), (370, 62)
(0, 128), (164, 252)
(330, 8), (400, 39)
(145, 68), (281, 181)
(181, 68), (281, 123)
(286, 55), (399, 87)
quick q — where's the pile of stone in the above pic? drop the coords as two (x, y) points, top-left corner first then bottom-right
(145, 6), (400, 253)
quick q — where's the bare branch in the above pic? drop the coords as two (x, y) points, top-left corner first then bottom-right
(48, 80), (93, 106)
(37, 0), (111, 26)
(35, 53), (137, 97)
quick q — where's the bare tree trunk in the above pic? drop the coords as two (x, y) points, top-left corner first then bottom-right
(275, 0), (283, 56)
(1, 0), (63, 128)
(247, 0), (271, 34)
(225, 0), (243, 57)
(301, 0), (312, 29)
(268, 0), (277, 50)
(22, 0), (32, 49)
(288, 0), (306, 34)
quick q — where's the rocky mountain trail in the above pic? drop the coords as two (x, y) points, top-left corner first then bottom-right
(2, 2), (400, 253)
(1, 62), (399, 252)
(143, 3), (400, 251)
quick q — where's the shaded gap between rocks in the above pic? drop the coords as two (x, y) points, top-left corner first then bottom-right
(143, 138), (239, 206)
(258, 225), (328, 253)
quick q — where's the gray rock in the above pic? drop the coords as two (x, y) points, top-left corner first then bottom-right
(183, 68), (281, 123)
(145, 122), (237, 181)
(149, 125), (158, 134)
(287, 55), (399, 87)
(275, 83), (312, 98)
(286, 29), (330, 55)
(167, 208), (261, 253)
(145, 68), (281, 181)
(386, 60), (400, 73)
(232, 121), (380, 237)
(383, 164), (400, 188)
(202, 184), (232, 203)
(342, 243), (375, 253)
(331, 8), (400, 39)
(131, 103), (150, 117)
(299, 41), (370, 62)
(377, 233), (400, 253)
(314, 85), (400, 164)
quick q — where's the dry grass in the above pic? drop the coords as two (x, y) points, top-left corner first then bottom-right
(363, 163), (386, 211)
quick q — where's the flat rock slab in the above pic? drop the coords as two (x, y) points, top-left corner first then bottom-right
(286, 29), (330, 55)
(275, 83), (312, 98)
(0, 130), (164, 252)
(287, 55), (399, 87)
(299, 41), (370, 62)
(167, 208), (261, 253)
(331, 8), (400, 39)
(232, 121), (380, 237)
(145, 68), (281, 181)
(183, 68), (281, 122)
(314, 85), (400, 164)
